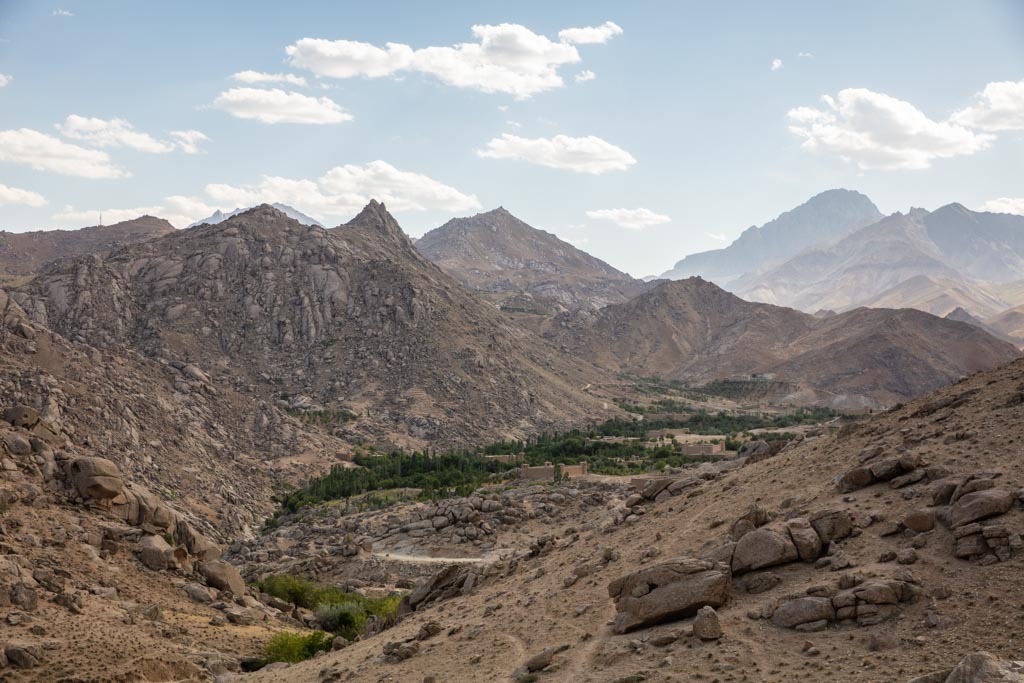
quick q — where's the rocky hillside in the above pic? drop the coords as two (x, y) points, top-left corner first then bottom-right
(660, 189), (883, 283)
(237, 354), (1024, 683)
(13, 203), (613, 448)
(547, 277), (1020, 408)
(737, 205), (1024, 319)
(0, 216), (174, 279)
(416, 207), (651, 311)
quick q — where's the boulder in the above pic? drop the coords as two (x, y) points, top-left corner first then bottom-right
(836, 466), (874, 492)
(905, 652), (1024, 682)
(949, 489), (1014, 528)
(607, 557), (730, 633)
(809, 509), (853, 543)
(731, 526), (799, 574)
(692, 605), (723, 640)
(903, 509), (936, 533)
(69, 457), (124, 500)
(138, 534), (174, 571)
(199, 560), (246, 596)
(785, 518), (823, 562)
(770, 597), (835, 629)
(2, 431), (31, 456)
(2, 405), (39, 428)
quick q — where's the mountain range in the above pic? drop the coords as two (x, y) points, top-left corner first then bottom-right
(658, 191), (1024, 345)
(188, 202), (322, 228)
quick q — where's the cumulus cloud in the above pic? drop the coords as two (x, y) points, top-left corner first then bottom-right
(169, 130), (209, 154)
(232, 70), (309, 87)
(0, 128), (129, 178)
(205, 161), (480, 217)
(575, 70), (596, 82)
(786, 88), (994, 170)
(56, 115), (176, 153)
(586, 207), (670, 230)
(286, 22), (620, 99)
(798, 52), (814, 58)
(557, 21), (623, 45)
(476, 134), (636, 174)
(771, 58), (783, 71)
(212, 87), (352, 124)
(979, 197), (1024, 215)
(950, 79), (1024, 132)
(53, 8), (73, 16)
(0, 183), (46, 207)
(0, 74), (11, 88)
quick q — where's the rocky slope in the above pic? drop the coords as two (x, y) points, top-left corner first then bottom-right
(547, 277), (1020, 408)
(416, 207), (651, 311)
(244, 355), (1024, 683)
(660, 189), (883, 283)
(0, 216), (174, 279)
(986, 304), (1024, 347)
(12, 203), (613, 449)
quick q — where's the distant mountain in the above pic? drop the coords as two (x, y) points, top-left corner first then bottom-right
(837, 274), (1008, 319)
(188, 203), (321, 228)
(547, 277), (1019, 408)
(660, 189), (883, 283)
(0, 216), (174, 278)
(416, 207), (652, 311)
(986, 305), (1024, 347)
(736, 205), (1024, 318)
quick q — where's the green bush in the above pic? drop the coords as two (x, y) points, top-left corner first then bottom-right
(315, 603), (365, 641)
(263, 631), (333, 664)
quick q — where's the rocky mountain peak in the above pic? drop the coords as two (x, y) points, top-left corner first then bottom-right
(339, 199), (412, 247)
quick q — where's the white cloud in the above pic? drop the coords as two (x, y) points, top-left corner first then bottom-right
(0, 74), (11, 88)
(950, 79), (1024, 132)
(476, 133), (636, 174)
(53, 8), (73, 16)
(566, 236), (590, 246)
(786, 88), (994, 170)
(706, 232), (729, 242)
(232, 70), (309, 87)
(205, 160), (480, 217)
(169, 130), (209, 154)
(557, 21), (623, 45)
(979, 197), (1024, 215)
(0, 183), (46, 207)
(771, 58), (783, 71)
(575, 69), (596, 82)
(56, 115), (176, 153)
(286, 22), (618, 99)
(0, 128), (129, 178)
(798, 52), (813, 58)
(212, 87), (352, 124)
(497, 105), (509, 112)
(53, 205), (170, 226)
(586, 207), (671, 230)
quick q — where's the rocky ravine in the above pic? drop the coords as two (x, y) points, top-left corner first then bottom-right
(244, 356), (1024, 683)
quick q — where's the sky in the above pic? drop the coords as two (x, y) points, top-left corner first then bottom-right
(0, 1), (1022, 277)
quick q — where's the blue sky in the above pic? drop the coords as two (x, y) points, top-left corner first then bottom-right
(0, 1), (1022, 276)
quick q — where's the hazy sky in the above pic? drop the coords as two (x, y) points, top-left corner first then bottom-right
(1, 1), (1022, 276)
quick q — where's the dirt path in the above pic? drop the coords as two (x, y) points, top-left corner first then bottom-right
(371, 551), (487, 564)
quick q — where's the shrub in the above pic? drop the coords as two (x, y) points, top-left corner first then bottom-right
(263, 631), (333, 664)
(315, 602), (365, 641)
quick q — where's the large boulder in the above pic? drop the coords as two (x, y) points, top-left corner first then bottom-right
(949, 489), (1014, 528)
(607, 557), (730, 633)
(731, 526), (799, 574)
(809, 509), (853, 543)
(770, 597), (835, 629)
(199, 560), (246, 596)
(785, 518), (823, 561)
(138, 534), (174, 571)
(69, 457), (123, 500)
(2, 405), (39, 428)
